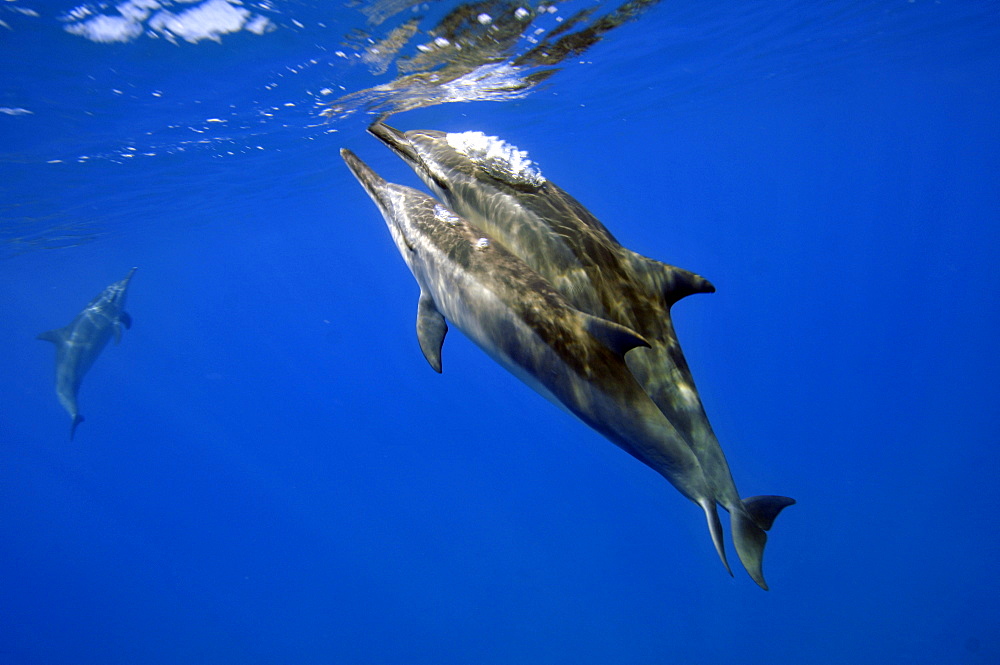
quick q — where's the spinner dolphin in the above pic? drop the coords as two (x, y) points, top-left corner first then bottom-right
(367, 123), (794, 588)
(38, 267), (137, 439)
(343, 148), (790, 588)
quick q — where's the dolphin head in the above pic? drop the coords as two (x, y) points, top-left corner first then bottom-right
(367, 122), (457, 199)
(102, 267), (137, 310)
(341, 148), (430, 272)
(119, 266), (138, 288)
(368, 122), (546, 199)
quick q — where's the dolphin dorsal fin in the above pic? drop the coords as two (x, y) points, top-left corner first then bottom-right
(629, 252), (716, 306)
(37, 328), (68, 345)
(662, 265), (715, 303)
(583, 315), (650, 357)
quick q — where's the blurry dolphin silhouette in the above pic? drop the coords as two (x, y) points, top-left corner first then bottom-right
(368, 122), (794, 589)
(37, 267), (137, 439)
(342, 148), (790, 588)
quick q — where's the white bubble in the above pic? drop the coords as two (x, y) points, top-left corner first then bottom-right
(446, 131), (546, 188)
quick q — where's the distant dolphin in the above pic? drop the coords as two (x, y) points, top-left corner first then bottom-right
(368, 123), (794, 589)
(37, 267), (137, 439)
(342, 149), (789, 588)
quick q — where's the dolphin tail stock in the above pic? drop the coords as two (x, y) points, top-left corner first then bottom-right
(698, 496), (732, 578)
(70, 414), (85, 441)
(730, 495), (796, 590)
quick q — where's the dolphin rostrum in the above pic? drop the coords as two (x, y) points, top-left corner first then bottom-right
(37, 267), (137, 439)
(367, 123), (794, 589)
(342, 148), (788, 588)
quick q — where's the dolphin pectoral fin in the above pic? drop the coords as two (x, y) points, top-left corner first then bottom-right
(37, 328), (66, 344)
(70, 414), (84, 440)
(582, 314), (650, 357)
(699, 497), (732, 577)
(416, 293), (448, 373)
(731, 496), (794, 590)
(113, 311), (132, 344)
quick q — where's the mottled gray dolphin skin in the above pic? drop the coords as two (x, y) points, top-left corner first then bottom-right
(368, 123), (794, 589)
(37, 267), (137, 440)
(342, 148), (768, 586)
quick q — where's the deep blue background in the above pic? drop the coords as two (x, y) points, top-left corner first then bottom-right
(2, 1), (998, 663)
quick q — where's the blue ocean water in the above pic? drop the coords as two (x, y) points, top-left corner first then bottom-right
(2, 0), (999, 663)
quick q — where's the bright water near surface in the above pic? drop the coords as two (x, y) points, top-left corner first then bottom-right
(2, 1), (999, 663)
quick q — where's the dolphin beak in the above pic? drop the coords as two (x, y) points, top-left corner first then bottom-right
(122, 266), (138, 285)
(341, 148), (392, 212)
(368, 122), (419, 165)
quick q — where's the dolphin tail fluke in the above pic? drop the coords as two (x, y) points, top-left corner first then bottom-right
(745, 495), (796, 530)
(699, 497), (732, 577)
(70, 414), (85, 440)
(731, 495), (795, 590)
